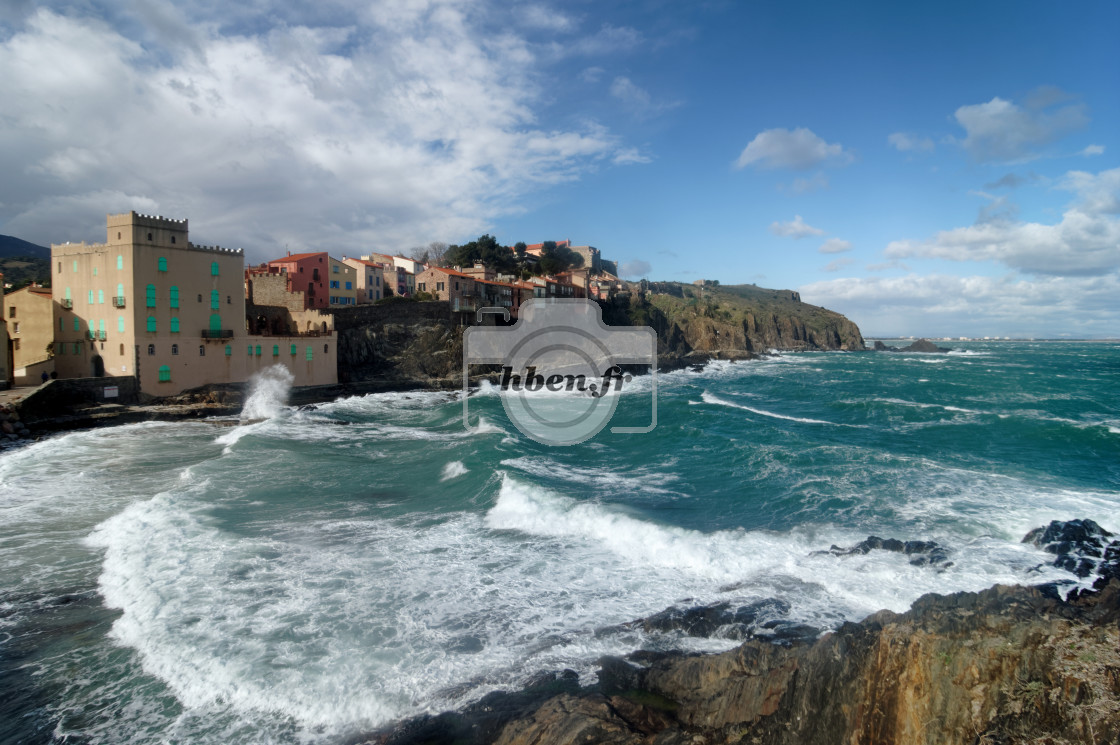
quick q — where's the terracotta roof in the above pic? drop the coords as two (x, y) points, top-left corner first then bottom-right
(423, 266), (476, 279)
(268, 252), (327, 263)
(346, 258), (385, 269)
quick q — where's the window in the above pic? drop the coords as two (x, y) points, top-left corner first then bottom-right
(65, 287), (71, 301)
(119, 343), (124, 356)
(73, 342), (81, 354)
(13, 322), (19, 333)
(368, 290), (373, 299)
(117, 232), (121, 240)
(147, 344), (155, 355)
(170, 236), (176, 244)
(306, 346), (313, 360)
(211, 261), (219, 276)
(88, 290), (94, 305)
(12, 339), (19, 351)
(147, 233), (153, 241)
(73, 318), (80, 331)
(330, 280), (339, 289)
(170, 317), (180, 333)
(6, 306), (13, 318)
(117, 255), (123, 270)
(158, 256), (167, 272)
(98, 319), (105, 338)
(436, 282), (445, 291)
(72, 260), (77, 272)
(332, 265), (339, 273)
(224, 345), (232, 356)
(170, 286), (179, 308)
(59, 318), (63, 331)
(146, 316), (156, 332)
(197, 294), (202, 303)
(118, 316), (125, 333)
(290, 343), (297, 355)
(199, 345), (205, 356)
(376, 276), (380, 286)
(247, 345), (253, 356)
(171, 344), (179, 355)
(272, 344), (279, 356)
(227, 295), (231, 305)
(146, 284), (156, 308)
(211, 290), (219, 309)
(324, 344), (328, 354)
(455, 281), (459, 290)
(209, 314), (221, 333)
(345, 281), (352, 290)
(158, 365), (171, 382)
(418, 282), (426, 292)
(57, 341), (65, 354)
(117, 283), (125, 303)
(98, 290), (104, 304)
(93, 267), (98, 277)
(58, 262), (61, 274)
(255, 345), (262, 356)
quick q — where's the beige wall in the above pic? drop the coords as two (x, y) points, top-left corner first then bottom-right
(244, 337), (337, 387)
(5, 286), (55, 376)
(326, 257), (358, 307)
(247, 270), (306, 311)
(342, 259), (384, 304)
(52, 212), (247, 396)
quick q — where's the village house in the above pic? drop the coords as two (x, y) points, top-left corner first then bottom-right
(4, 284), (55, 385)
(266, 252), (357, 308)
(341, 258), (384, 304)
(0, 272), (9, 388)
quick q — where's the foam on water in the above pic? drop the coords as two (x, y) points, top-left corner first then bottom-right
(241, 365), (295, 421)
(700, 391), (845, 426)
(440, 461), (469, 480)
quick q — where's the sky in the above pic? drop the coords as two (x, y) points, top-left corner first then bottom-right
(0, 1), (1117, 338)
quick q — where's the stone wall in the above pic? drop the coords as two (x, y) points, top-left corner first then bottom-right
(328, 301), (451, 331)
(15, 375), (140, 422)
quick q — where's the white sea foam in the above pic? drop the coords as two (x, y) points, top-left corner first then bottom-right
(241, 365), (295, 421)
(700, 391), (844, 426)
(441, 461), (469, 480)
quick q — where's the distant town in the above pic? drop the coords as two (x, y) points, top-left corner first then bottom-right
(0, 211), (627, 397)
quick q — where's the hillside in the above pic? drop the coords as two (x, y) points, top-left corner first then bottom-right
(0, 235), (51, 288)
(602, 281), (865, 365)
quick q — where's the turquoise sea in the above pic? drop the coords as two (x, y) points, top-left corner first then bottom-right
(1, 341), (1118, 743)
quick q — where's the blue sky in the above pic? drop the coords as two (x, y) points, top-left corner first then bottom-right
(1, 1), (1117, 337)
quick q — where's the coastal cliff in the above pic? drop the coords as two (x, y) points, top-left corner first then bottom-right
(368, 520), (1120, 745)
(331, 283), (865, 384)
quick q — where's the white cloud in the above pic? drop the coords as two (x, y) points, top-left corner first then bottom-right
(612, 147), (651, 165)
(735, 127), (852, 170)
(516, 5), (575, 31)
(800, 273), (1120, 338)
(953, 89), (1088, 163)
(822, 257), (853, 272)
(580, 66), (605, 83)
(790, 171), (829, 194)
(769, 215), (824, 239)
(819, 238), (851, 254)
(885, 167), (1120, 276)
(0, 5), (626, 258)
(887, 132), (934, 152)
(1080, 144), (1105, 157)
(618, 259), (651, 278)
(610, 76), (650, 107)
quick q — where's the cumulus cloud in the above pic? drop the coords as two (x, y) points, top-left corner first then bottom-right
(800, 273), (1120, 338)
(0, 4), (627, 258)
(819, 238), (851, 254)
(769, 215), (824, 239)
(612, 147), (652, 165)
(887, 132), (934, 152)
(1080, 144), (1105, 157)
(516, 5), (575, 31)
(735, 127), (852, 170)
(885, 168), (1120, 276)
(618, 259), (651, 278)
(953, 88), (1088, 163)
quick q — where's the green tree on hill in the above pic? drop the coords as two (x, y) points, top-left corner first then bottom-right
(446, 234), (516, 273)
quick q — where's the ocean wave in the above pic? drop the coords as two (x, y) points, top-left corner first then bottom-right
(700, 391), (848, 426)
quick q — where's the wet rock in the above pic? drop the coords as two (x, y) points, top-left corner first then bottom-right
(899, 338), (951, 353)
(822, 535), (953, 568)
(636, 598), (797, 641)
(1023, 518), (1120, 586)
(872, 340), (896, 351)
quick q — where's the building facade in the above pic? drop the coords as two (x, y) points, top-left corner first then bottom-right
(341, 258), (384, 303)
(0, 271), (8, 389)
(51, 212), (337, 396)
(4, 284), (55, 385)
(267, 252), (357, 309)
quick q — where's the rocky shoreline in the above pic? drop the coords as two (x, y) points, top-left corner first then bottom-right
(359, 521), (1120, 745)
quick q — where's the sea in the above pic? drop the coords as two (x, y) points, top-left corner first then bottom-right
(1, 341), (1118, 744)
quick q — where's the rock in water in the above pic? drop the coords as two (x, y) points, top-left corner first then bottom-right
(1023, 518), (1120, 586)
(823, 535), (953, 567)
(899, 338), (950, 353)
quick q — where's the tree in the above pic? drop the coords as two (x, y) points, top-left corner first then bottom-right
(410, 242), (449, 266)
(446, 235), (515, 273)
(536, 242), (584, 276)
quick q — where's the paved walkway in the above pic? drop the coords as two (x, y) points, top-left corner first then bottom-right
(0, 385), (41, 407)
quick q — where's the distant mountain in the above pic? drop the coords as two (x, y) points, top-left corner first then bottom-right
(0, 234), (49, 260)
(0, 235), (51, 289)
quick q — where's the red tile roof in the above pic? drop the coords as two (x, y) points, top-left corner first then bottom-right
(268, 252), (327, 263)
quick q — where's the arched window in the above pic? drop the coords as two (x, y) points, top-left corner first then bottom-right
(170, 317), (180, 333)
(290, 343), (297, 355)
(272, 344), (279, 356)
(255, 344), (262, 356)
(158, 256), (167, 271)
(209, 314), (221, 333)
(199, 345), (205, 356)
(116, 283), (124, 304)
(118, 316), (125, 333)
(210, 290), (219, 309)
(98, 319), (105, 338)
(170, 236), (176, 244)
(158, 365), (170, 382)
(171, 344), (179, 355)
(211, 261), (220, 276)
(146, 316), (156, 332)
(147, 232), (153, 241)
(147, 344), (155, 355)
(169, 286), (179, 308)
(146, 284), (156, 308)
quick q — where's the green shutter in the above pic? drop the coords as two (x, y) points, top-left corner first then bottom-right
(306, 345), (313, 361)
(158, 365), (171, 382)
(255, 345), (261, 356)
(146, 284), (156, 307)
(170, 317), (180, 333)
(225, 344), (232, 356)
(147, 316), (156, 332)
(272, 344), (279, 356)
(170, 286), (179, 308)
(118, 316), (125, 333)
(209, 314), (221, 332)
(211, 261), (220, 276)
(73, 318), (80, 331)
(158, 256), (167, 272)
(210, 290), (219, 309)
(88, 290), (94, 304)
(98, 290), (104, 304)
(117, 255), (123, 270)
(291, 343), (297, 355)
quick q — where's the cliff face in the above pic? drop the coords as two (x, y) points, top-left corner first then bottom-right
(332, 301), (464, 383)
(603, 283), (865, 366)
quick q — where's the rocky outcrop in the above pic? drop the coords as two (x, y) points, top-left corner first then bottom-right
(1024, 519), (1120, 586)
(364, 521), (1120, 745)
